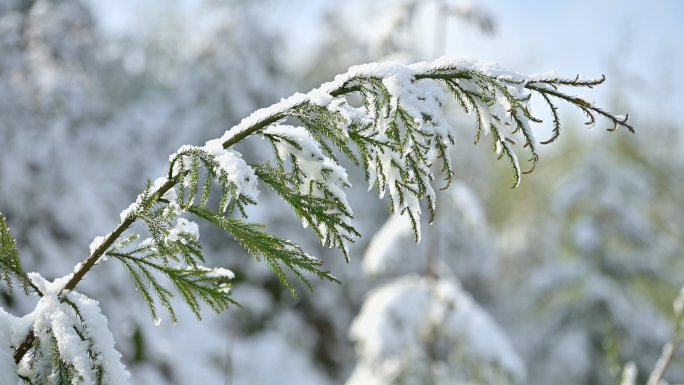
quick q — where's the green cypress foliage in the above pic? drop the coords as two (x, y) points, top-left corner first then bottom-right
(85, 61), (631, 325)
(0, 213), (34, 295)
(3, 59), (633, 380)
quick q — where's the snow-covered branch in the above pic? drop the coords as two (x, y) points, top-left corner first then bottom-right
(1, 56), (632, 382)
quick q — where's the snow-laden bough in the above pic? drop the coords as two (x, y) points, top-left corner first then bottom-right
(1, 57), (633, 381)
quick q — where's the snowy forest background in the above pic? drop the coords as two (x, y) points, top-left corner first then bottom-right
(1, 0), (684, 384)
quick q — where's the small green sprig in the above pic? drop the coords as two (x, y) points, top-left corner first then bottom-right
(0, 213), (37, 295)
(108, 243), (239, 323)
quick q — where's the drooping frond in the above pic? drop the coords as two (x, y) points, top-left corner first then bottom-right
(212, 57), (630, 240)
(189, 205), (340, 295)
(108, 244), (239, 322)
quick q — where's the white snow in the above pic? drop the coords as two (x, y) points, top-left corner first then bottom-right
(348, 275), (526, 384)
(204, 55), (597, 236)
(67, 290), (131, 384)
(28, 272), (74, 295)
(232, 330), (334, 385)
(152, 177), (178, 202)
(89, 233), (113, 263)
(167, 141), (260, 211)
(140, 237), (156, 248)
(166, 218), (200, 245)
(202, 267), (235, 280)
(119, 193), (145, 222)
(218, 92), (310, 145)
(411, 56), (528, 81)
(349, 276), (432, 360)
(0, 273), (131, 384)
(202, 139), (260, 204)
(431, 278), (526, 379)
(264, 124), (354, 247)
(362, 214), (426, 279)
(89, 235), (105, 255)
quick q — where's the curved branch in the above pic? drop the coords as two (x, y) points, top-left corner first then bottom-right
(12, 59), (634, 366)
(13, 82), (363, 364)
(14, 178), (179, 364)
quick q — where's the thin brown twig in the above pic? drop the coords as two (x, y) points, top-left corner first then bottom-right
(647, 321), (684, 385)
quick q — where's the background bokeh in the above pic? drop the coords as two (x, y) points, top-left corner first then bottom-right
(1, 0), (683, 384)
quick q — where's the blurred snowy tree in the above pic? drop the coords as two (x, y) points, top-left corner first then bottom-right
(522, 156), (672, 385)
(485, 128), (684, 385)
(349, 184), (525, 385)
